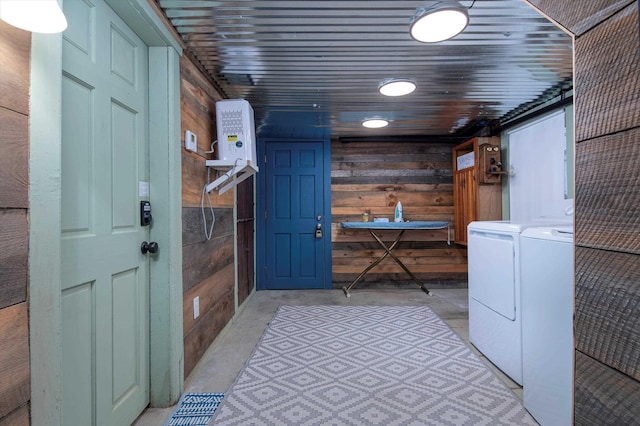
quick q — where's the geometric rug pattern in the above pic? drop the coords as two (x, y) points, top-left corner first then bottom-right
(165, 392), (225, 426)
(209, 305), (536, 425)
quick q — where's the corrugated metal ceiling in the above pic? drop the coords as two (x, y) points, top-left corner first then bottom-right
(157, 0), (573, 140)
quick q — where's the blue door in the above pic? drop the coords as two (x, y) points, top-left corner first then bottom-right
(259, 141), (330, 289)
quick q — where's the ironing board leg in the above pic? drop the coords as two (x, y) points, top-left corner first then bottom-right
(342, 230), (405, 297)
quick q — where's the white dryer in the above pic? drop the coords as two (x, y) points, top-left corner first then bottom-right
(468, 220), (530, 385)
(521, 226), (574, 426)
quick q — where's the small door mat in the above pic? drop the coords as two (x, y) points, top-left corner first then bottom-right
(164, 392), (224, 426)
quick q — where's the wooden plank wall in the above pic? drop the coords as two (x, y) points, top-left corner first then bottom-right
(180, 54), (242, 378)
(331, 140), (467, 287)
(528, 1), (640, 423)
(0, 21), (31, 425)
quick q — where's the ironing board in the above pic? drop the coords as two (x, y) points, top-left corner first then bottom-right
(340, 221), (450, 297)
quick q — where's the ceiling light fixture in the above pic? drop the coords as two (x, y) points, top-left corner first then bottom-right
(410, 0), (469, 43)
(378, 79), (417, 97)
(0, 0), (68, 33)
(362, 119), (389, 129)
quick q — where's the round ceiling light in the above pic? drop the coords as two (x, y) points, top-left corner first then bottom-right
(0, 0), (68, 33)
(378, 79), (417, 97)
(362, 119), (389, 129)
(409, 1), (469, 43)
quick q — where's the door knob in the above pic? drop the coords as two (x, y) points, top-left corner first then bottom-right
(141, 241), (159, 254)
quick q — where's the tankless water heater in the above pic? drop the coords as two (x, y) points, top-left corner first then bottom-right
(215, 99), (257, 163)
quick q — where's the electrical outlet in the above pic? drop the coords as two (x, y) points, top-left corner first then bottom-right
(193, 296), (200, 319)
(185, 130), (198, 152)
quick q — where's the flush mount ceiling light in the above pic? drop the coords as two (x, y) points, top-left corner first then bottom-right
(410, 0), (469, 43)
(0, 0), (68, 33)
(362, 118), (389, 129)
(378, 79), (417, 97)
(362, 119), (388, 128)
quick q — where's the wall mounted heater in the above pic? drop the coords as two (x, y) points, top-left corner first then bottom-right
(205, 99), (259, 194)
(215, 99), (257, 163)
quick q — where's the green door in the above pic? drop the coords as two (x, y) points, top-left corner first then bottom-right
(61, 0), (150, 424)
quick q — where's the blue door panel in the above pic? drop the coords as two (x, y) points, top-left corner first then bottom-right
(261, 140), (328, 289)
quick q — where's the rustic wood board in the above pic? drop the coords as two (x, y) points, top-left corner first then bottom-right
(182, 234), (235, 292)
(0, 210), (27, 309)
(182, 152), (234, 209)
(575, 128), (640, 254)
(183, 289), (235, 378)
(182, 207), (234, 247)
(0, 108), (28, 208)
(575, 246), (640, 380)
(574, 3), (640, 142)
(0, 404), (29, 426)
(183, 263), (235, 335)
(527, 0), (634, 35)
(575, 351), (640, 425)
(0, 21), (30, 115)
(0, 303), (30, 419)
(237, 178), (255, 307)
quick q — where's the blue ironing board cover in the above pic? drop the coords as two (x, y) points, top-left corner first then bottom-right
(340, 221), (448, 230)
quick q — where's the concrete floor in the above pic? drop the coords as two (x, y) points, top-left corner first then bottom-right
(133, 288), (522, 425)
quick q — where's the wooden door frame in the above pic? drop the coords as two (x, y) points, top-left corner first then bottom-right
(255, 138), (333, 291)
(29, 1), (184, 423)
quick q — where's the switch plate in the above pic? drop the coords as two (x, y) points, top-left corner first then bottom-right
(193, 296), (200, 319)
(185, 130), (198, 152)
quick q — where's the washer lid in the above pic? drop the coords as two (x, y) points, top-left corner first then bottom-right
(521, 226), (574, 242)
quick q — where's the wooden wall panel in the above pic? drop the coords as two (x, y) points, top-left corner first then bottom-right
(574, 351), (640, 425)
(526, 0), (634, 35)
(183, 290), (235, 378)
(180, 52), (249, 380)
(0, 303), (30, 419)
(183, 263), (235, 335)
(575, 247), (640, 380)
(182, 207), (234, 247)
(0, 20), (30, 426)
(0, 404), (29, 426)
(574, 3), (640, 142)
(0, 210), (27, 309)
(0, 108), (28, 208)
(331, 140), (465, 286)
(0, 21), (30, 114)
(182, 232), (234, 292)
(575, 128), (640, 253)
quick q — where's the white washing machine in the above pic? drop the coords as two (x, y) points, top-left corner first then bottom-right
(468, 221), (530, 385)
(521, 226), (574, 426)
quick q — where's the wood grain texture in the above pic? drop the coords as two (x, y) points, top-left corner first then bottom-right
(182, 207), (234, 247)
(182, 234), (235, 292)
(575, 351), (640, 425)
(575, 246), (640, 380)
(0, 303), (30, 419)
(526, 0), (634, 35)
(183, 289), (235, 378)
(0, 210), (27, 309)
(0, 404), (29, 426)
(0, 21), (30, 114)
(237, 179), (255, 303)
(574, 3), (640, 142)
(331, 140), (460, 284)
(0, 108), (29, 208)
(183, 263), (235, 335)
(575, 128), (640, 254)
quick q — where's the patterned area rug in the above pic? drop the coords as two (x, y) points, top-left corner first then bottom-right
(165, 392), (225, 426)
(209, 305), (536, 425)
